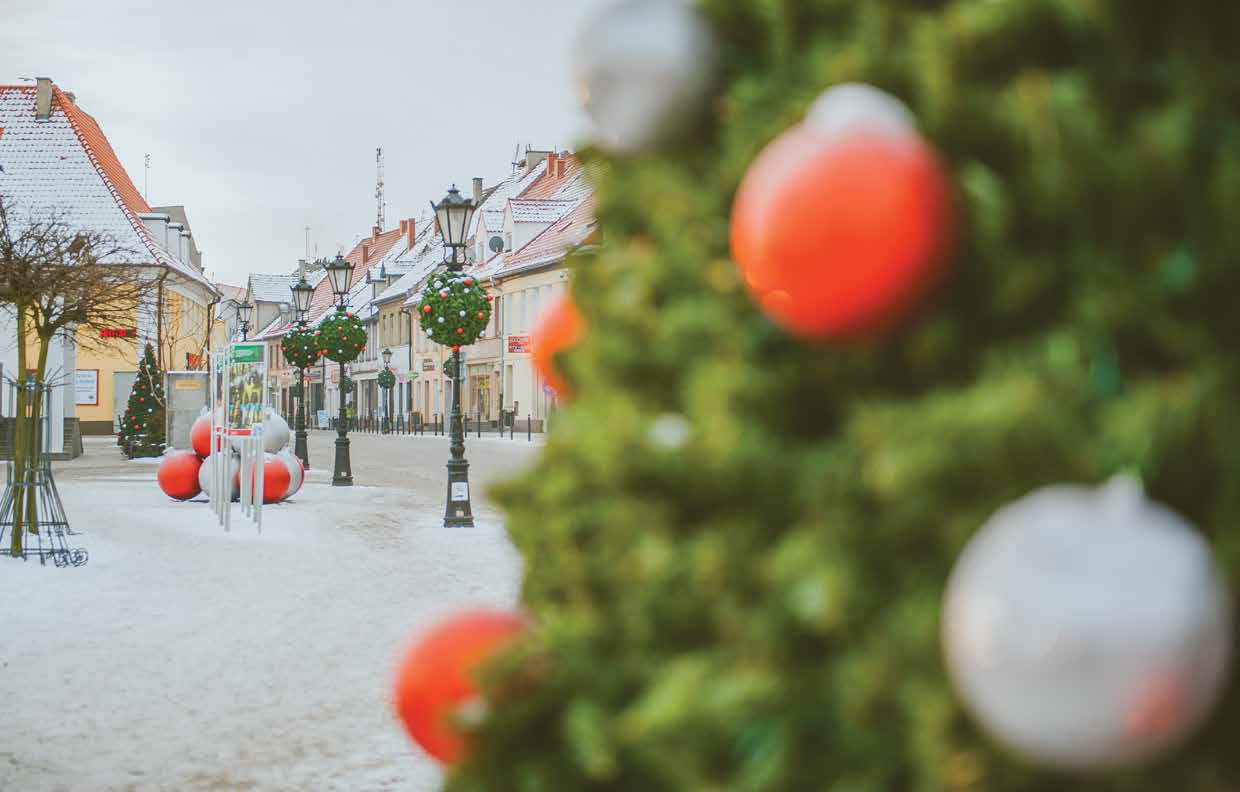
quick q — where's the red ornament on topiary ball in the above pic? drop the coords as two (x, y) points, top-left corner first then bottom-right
(532, 295), (585, 399)
(393, 610), (526, 764)
(451, 345), (460, 352)
(423, 304), (433, 314)
(157, 451), (203, 501)
(730, 83), (952, 339)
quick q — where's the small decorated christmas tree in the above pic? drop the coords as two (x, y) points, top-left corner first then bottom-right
(118, 343), (166, 458)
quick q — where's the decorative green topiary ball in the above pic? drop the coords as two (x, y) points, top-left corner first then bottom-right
(282, 327), (320, 370)
(318, 309), (367, 363)
(416, 274), (491, 347)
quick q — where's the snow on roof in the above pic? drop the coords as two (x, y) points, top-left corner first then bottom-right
(509, 198), (577, 223)
(0, 84), (216, 295)
(248, 272), (300, 303)
(483, 196), (596, 279)
(469, 159), (548, 237)
(215, 283), (246, 303)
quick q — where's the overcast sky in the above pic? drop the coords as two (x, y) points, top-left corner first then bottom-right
(2, 0), (608, 286)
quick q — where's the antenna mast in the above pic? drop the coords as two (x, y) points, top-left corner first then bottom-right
(144, 153), (150, 201)
(375, 146), (385, 230)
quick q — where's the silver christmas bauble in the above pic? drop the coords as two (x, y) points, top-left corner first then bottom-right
(942, 475), (1231, 771)
(573, 0), (717, 154)
(805, 82), (916, 142)
(262, 407), (291, 453)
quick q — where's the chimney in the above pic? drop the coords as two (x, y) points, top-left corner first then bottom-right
(138, 213), (170, 249)
(405, 218), (416, 250)
(546, 152), (558, 179)
(372, 225), (381, 241)
(167, 221), (185, 256)
(524, 149), (550, 174)
(34, 77), (53, 121)
(180, 230), (192, 264)
(472, 177), (483, 204)
(362, 243), (371, 264)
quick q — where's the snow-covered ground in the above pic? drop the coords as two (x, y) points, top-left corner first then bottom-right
(1, 432), (536, 791)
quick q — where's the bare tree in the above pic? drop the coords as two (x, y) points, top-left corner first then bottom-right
(0, 193), (155, 556)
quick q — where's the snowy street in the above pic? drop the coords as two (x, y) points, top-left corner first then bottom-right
(1, 432), (538, 791)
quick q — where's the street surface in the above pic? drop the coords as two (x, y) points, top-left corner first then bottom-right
(0, 431), (539, 791)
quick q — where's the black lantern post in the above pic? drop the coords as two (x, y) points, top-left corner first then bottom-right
(237, 299), (253, 341)
(325, 254), (355, 486)
(381, 347), (394, 434)
(432, 185), (478, 527)
(291, 272), (315, 469)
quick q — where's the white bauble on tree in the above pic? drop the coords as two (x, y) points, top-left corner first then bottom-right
(942, 475), (1231, 771)
(263, 407), (291, 453)
(573, 0), (717, 154)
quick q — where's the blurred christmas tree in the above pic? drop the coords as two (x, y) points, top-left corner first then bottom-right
(447, 1), (1240, 789)
(118, 343), (166, 459)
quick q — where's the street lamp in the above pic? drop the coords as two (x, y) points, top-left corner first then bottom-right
(431, 185), (478, 527)
(326, 254), (355, 486)
(382, 347), (393, 434)
(290, 274), (315, 470)
(237, 299), (253, 340)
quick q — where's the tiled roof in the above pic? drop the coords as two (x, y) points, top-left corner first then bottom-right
(298, 226), (405, 331)
(248, 272), (300, 304)
(470, 160), (548, 237)
(0, 84), (216, 294)
(215, 283), (246, 303)
(509, 198), (577, 223)
(485, 197), (596, 278)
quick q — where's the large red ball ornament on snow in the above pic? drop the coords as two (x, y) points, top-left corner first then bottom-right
(157, 451), (203, 501)
(189, 414), (213, 458)
(730, 83), (952, 339)
(393, 610), (526, 764)
(532, 295), (586, 399)
(258, 453), (291, 504)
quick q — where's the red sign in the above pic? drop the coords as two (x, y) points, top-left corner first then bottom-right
(186, 353), (202, 369)
(99, 328), (136, 338)
(507, 335), (531, 353)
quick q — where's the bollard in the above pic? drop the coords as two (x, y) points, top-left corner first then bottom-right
(527, 414), (532, 441)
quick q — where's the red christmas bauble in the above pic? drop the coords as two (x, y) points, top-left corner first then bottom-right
(730, 108), (951, 339)
(157, 451), (203, 501)
(476, 311), (485, 320)
(456, 327), (464, 335)
(485, 295), (493, 303)
(189, 414), (213, 458)
(260, 453), (291, 503)
(451, 345), (460, 352)
(439, 293), (447, 300)
(393, 610), (526, 764)
(423, 305), (433, 314)
(532, 295), (585, 399)
(463, 277), (474, 286)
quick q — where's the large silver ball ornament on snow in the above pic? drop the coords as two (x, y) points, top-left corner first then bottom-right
(573, 0), (717, 154)
(942, 475), (1231, 771)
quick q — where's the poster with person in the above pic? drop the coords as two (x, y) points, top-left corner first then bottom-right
(227, 343), (267, 431)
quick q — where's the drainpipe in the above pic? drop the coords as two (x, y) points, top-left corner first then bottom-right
(489, 276), (505, 419)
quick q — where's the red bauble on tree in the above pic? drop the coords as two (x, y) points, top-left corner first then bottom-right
(532, 295), (585, 399)
(393, 610), (526, 764)
(730, 83), (952, 339)
(157, 451), (203, 501)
